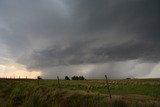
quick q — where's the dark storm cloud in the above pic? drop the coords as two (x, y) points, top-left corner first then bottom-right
(30, 0), (160, 67)
(66, 0), (160, 37)
(0, 0), (160, 78)
(26, 39), (160, 70)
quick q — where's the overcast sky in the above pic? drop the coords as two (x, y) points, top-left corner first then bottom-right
(0, 0), (160, 79)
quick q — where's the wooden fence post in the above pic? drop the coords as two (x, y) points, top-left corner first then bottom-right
(38, 79), (39, 85)
(57, 76), (60, 89)
(105, 75), (112, 99)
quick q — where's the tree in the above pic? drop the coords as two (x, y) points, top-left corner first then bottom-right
(71, 76), (79, 80)
(78, 76), (85, 80)
(71, 76), (85, 80)
(65, 76), (70, 80)
(37, 76), (42, 79)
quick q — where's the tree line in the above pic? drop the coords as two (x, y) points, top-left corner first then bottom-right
(37, 76), (85, 80)
(65, 76), (85, 80)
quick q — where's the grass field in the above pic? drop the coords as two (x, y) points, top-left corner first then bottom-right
(0, 79), (160, 107)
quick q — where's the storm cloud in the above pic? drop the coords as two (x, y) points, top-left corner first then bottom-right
(0, 0), (160, 79)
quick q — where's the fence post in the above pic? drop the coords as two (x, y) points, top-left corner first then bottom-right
(57, 76), (60, 89)
(37, 78), (39, 85)
(105, 75), (112, 99)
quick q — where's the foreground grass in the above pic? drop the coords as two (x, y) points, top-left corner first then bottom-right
(0, 79), (160, 107)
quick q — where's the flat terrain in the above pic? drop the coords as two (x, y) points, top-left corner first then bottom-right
(0, 79), (160, 107)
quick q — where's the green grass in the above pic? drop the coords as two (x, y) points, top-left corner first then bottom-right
(0, 79), (160, 107)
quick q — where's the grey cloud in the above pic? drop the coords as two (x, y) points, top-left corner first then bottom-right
(0, 0), (160, 78)
(25, 39), (160, 70)
(39, 61), (156, 79)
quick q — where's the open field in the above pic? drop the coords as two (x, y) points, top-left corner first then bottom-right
(0, 79), (160, 107)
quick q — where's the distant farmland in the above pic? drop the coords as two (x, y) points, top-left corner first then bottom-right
(0, 79), (160, 107)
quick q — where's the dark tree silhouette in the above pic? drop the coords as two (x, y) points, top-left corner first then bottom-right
(37, 76), (42, 79)
(71, 76), (78, 80)
(65, 76), (70, 80)
(71, 76), (85, 80)
(78, 76), (85, 80)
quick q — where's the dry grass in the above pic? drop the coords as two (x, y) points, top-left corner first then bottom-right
(0, 79), (160, 107)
